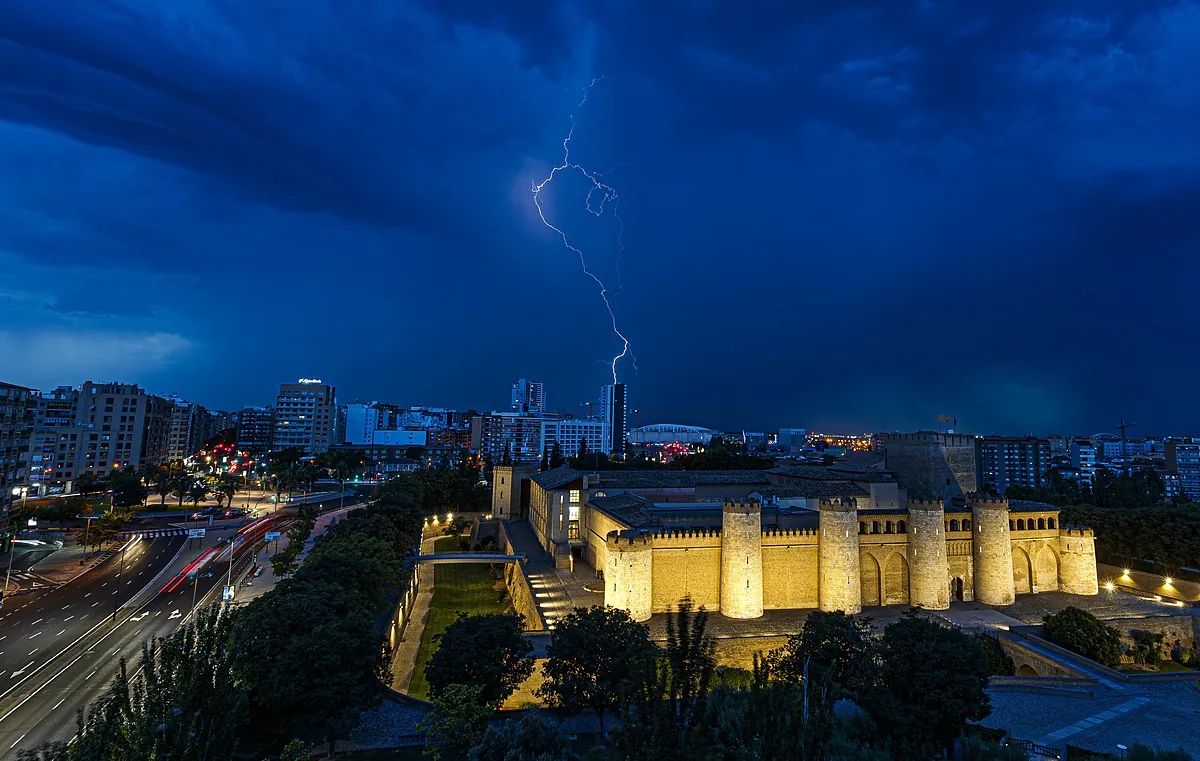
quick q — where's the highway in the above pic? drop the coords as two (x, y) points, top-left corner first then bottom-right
(0, 536), (185, 691)
(0, 489), (368, 758)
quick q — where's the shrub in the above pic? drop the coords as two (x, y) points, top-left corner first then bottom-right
(975, 634), (1016, 676)
(1042, 607), (1122, 668)
(1129, 630), (1165, 667)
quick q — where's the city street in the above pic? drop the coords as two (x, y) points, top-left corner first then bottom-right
(0, 489), (366, 757)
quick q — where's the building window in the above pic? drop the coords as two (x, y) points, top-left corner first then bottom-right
(950, 519), (959, 531)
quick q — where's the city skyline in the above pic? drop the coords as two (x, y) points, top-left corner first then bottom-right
(2, 2), (1199, 434)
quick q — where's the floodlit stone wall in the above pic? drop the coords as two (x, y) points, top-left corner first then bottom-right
(972, 495), (1016, 606)
(720, 500), (764, 619)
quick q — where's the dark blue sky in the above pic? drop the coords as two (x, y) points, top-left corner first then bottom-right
(2, 1), (1198, 435)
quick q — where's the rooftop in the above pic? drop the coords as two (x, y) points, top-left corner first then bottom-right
(769, 464), (895, 483)
(587, 493), (663, 529)
(752, 483), (870, 499)
(529, 467), (584, 490)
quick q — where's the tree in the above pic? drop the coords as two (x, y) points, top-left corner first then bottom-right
(538, 605), (656, 736)
(540, 444), (551, 472)
(106, 468), (148, 508)
(501, 443), (513, 466)
(417, 684), (492, 761)
(549, 441), (566, 469)
(975, 634), (1016, 676)
(769, 610), (875, 700)
(577, 436), (589, 460)
(188, 482), (209, 510)
(1042, 607), (1122, 668)
(424, 612), (534, 707)
(153, 469), (174, 505)
(209, 474), (238, 509)
(75, 471), (104, 497)
(865, 614), (992, 758)
(468, 711), (572, 761)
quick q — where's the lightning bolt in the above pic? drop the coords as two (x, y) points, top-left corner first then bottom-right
(532, 78), (634, 384)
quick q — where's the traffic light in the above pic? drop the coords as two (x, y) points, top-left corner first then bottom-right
(1, 528), (13, 554)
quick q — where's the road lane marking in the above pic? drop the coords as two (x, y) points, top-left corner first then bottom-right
(28, 632), (41, 640)
(62, 604), (70, 610)
(10, 732), (26, 749)
(91, 602), (101, 607)
(12, 662), (33, 678)
(52, 698), (65, 711)
(57, 630), (66, 636)
(86, 670), (97, 680)
(30, 619), (42, 626)
(63, 616), (73, 622)
(83, 593), (90, 598)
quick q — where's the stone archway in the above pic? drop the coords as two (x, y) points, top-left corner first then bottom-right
(884, 554), (910, 605)
(861, 553), (881, 607)
(950, 576), (965, 602)
(1036, 545), (1058, 592)
(1013, 547), (1032, 594)
(1017, 664), (1039, 677)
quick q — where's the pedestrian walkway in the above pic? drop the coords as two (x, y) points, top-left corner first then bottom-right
(390, 531), (436, 693)
(28, 538), (117, 585)
(118, 528), (190, 539)
(1038, 696), (1150, 745)
(236, 504), (356, 604)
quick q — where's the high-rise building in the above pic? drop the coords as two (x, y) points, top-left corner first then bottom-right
(140, 395), (174, 469)
(344, 403), (380, 445)
(76, 381), (160, 476)
(272, 379), (337, 454)
(511, 379), (545, 415)
(476, 413), (545, 465)
(976, 436), (1051, 495)
(1166, 440), (1200, 501)
(1, 381), (35, 513)
(542, 417), (610, 458)
(166, 397), (211, 461)
(236, 406), (275, 457)
(600, 383), (627, 458)
(1069, 439), (1098, 486)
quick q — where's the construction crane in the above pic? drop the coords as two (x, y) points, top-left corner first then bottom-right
(632, 408), (665, 432)
(1117, 416), (1138, 451)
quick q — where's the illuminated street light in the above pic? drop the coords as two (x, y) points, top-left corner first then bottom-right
(1163, 577), (1174, 586)
(1121, 568), (1131, 576)
(1104, 582), (1115, 592)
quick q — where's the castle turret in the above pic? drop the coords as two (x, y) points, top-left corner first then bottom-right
(605, 531), (653, 621)
(907, 498), (949, 610)
(720, 499), (764, 619)
(969, 493), (1015, 606)
(819, 497), (862, 614)
(1058, 526), (1099, 595)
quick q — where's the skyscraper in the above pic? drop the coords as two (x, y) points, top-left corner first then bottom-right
(600, 383), (627, 458)
(236, 406), (275, 457)
(1, 381), (35, 513)
(272, 379), (337, 454)
(511, 379), (545, 415)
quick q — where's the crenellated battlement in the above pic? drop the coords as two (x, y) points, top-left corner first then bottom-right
(762, 527), (819, 540)
(908, 498), (945, 511)
(1060, 526), (1095, 538)
(818, 496), (858, 512)
(648, 527), (722, 541)
(966, 492), (1009, 508)
(606, 530), (654, 551)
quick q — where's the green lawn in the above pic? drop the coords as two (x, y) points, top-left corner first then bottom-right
(406, 535), (509, 700)
(1154, 660), (1195, 673)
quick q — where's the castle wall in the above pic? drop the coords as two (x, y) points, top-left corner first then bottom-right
(606, 533), (653, 621)
(948, 542), (975, 601)
(819, 499), (862, 613)
(908, 500), (949, 609)
(649, 529), (722, 613)
(1059, 528), (1099, 595)
(720, 501), (764, 618)
(762, 530), (819, 609)
(881, 432), (977, 500)
(972, 497), (1016, 606)
(1011, 538), (1060, 593)
(583, 509), (627, 571)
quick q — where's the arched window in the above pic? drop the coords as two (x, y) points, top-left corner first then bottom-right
(1037, 518), (1046, 530)
(859, 521), (866, 534)
(963, 519), (972, 531)
(1010, 520), (1015, 531)
(885, 521), (894, 534)
(897, 520), (907, 534)
(593, 491), (607, 498)
(949, 519), (959, 531)
(1047, 517), (1056, 529)
(872, 521), (880, 534)
(1016, 519), (1025, 531)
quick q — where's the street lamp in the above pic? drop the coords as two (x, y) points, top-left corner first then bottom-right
(5, 486), (29, 593)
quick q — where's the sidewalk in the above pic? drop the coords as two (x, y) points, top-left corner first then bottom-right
(390, 530), (437, 693)
(236, 503), (357, 604)
(30, 537), (119, 585)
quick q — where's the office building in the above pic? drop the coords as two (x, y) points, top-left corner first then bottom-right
(600, 383), (628, 458)
(236, 406), (275, 457)
(273, 380), (338, 454)
(1, 382), (35, 513)
(511, 379), (545, 415)
(976, 436), (1051, 495)
(67, 381), (164, 477)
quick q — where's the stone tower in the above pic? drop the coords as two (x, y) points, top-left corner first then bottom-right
(605, 531), (653, 621)
(1058, 526), (1099, 595)
(907, 498), (950, 610)
(818, 497), (862, 614)
(720, 499), (764, 619)
(969, 493), (1015, 606)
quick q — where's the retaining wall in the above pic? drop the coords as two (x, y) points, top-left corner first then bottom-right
(497, 522), (545, 631)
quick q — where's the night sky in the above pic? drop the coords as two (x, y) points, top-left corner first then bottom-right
(2, 1), (1198, 435)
